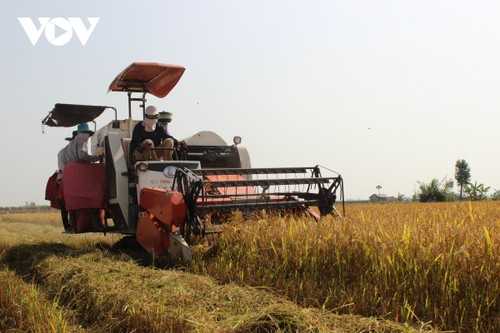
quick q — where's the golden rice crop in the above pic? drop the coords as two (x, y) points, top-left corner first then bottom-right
(0, 210), (436, 332)
(191, 202), (499, 332)
(0, 269), (83, 333)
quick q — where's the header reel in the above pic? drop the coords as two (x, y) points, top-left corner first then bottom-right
(173, 165), (344, 241)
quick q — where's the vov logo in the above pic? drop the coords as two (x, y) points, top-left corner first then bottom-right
(18, 17), (100, 46)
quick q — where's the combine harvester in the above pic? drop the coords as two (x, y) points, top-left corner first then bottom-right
(43, 62), (344, 262)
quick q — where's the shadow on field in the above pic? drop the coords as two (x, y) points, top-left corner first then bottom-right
(1, 242), (78, 280)
(96, 235), (158, 267)
(1, 236), (177, 283)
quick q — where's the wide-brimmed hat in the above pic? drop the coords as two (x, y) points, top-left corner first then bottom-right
(158, 111), (172, 123)
(72, 123), (94, 137)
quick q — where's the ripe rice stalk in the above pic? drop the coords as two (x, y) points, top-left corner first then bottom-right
(192, 202), (499, 332)
(0, 269), (82, 332)
(1, 202), (498, 332)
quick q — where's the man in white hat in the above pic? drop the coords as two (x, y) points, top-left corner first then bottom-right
(130, 105), (186, 163)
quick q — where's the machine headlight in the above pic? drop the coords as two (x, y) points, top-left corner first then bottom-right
(163, 165), (178, 178)
(137, 162), (148, 172)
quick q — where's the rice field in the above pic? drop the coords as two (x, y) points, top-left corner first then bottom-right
(1, 201), (498, 332)
(192, 202), (499, 332)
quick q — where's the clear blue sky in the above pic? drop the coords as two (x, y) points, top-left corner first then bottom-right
(1, 0), (499, 206)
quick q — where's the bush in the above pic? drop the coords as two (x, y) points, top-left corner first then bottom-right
(417, 178), (454, 202)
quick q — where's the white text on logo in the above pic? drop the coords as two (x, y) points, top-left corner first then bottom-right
(18, 17), (100, 46)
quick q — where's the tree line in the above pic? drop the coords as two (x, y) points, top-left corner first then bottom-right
(0, 205), (52, 212)
(415, 159), (498, 202)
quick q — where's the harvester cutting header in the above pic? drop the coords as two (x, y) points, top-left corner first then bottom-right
(43, 62), (344, 262)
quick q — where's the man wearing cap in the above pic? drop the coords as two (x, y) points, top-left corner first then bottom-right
(57, 140), (70, 180)
(130, 105), (186, 163)
(158, 111), (173, 124)
(65, 123), (103, 164)
(58, 123), (103, 232)
(54, 135), (73, 232)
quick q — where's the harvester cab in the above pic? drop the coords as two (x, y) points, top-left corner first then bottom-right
(42, 62), (344, 263)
